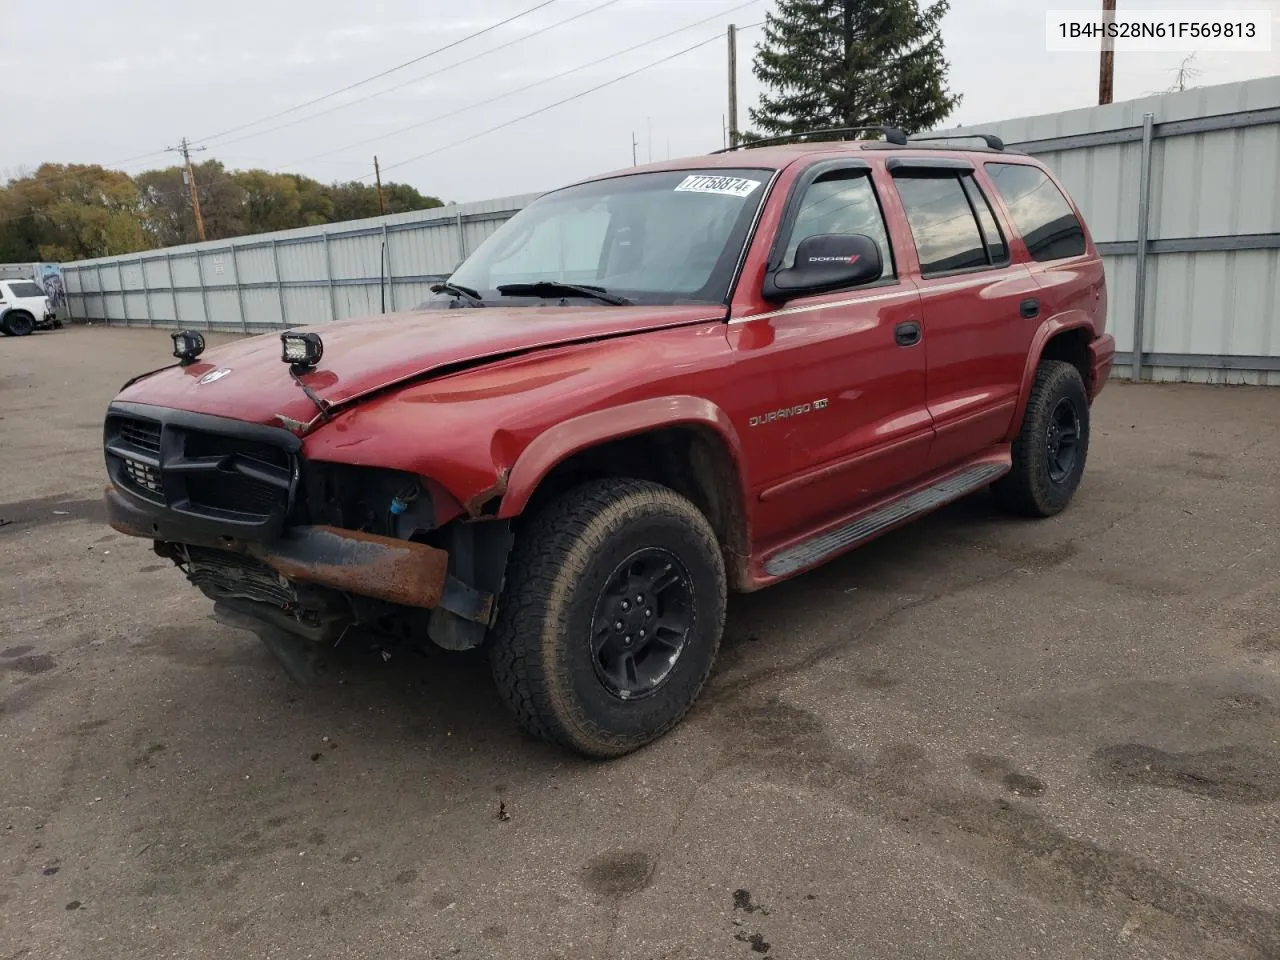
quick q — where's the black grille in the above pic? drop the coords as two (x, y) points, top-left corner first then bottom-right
(184, 432), (290, 471)
(123, 457), (162, 496)
(118, 417), (161, 454)
(105, 406), (299, 533)
(186, 473), (285, 515)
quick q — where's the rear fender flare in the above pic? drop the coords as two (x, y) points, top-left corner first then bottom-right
(498, 395), (747, 520)
(1007, 311), (1096, 439)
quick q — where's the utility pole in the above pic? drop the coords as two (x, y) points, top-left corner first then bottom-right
(1099, 0), (1117, 104)
(631, 132), (638, 166)
(373, 155), (386, 215)
(727, 23), (739, 148)
(166, 137), (207, 242)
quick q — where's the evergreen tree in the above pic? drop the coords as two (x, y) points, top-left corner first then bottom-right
(748, 0), (960, 140)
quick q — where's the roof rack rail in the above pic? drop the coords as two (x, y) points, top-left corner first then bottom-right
(710, 124), (908, 154)
(907, 132), (1005, 151)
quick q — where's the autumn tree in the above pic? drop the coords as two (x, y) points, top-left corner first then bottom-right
(0, 161), (445, 260)
(0, 164), (151, 261)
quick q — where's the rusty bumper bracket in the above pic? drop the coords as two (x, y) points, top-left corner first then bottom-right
(104, 486), (494, 623)
(248, 525), (449, 610)
(250, 526), (496, 623)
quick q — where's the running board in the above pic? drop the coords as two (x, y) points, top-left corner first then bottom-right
(763, 460), (1009, 578)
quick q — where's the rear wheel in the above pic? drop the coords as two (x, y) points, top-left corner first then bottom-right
(2, 311), (35, 337)
(993, 360), (1090, 517)
(489, 479), (726, 757)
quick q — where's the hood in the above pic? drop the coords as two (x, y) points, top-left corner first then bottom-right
(114, 304), (722, 427)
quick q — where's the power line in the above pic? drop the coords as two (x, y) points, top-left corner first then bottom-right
(192, 0), (562, 146)
(293, 0), (763, 168)
(208, 0), (626, 151)
(376, 25), (759, 177)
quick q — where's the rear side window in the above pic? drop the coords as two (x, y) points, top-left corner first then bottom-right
(6, 281), (45, 298)
(892, 174), (991, 276)
(985, 163), (1086, 262)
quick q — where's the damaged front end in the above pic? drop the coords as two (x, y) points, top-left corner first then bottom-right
(103, 402), (512, 674)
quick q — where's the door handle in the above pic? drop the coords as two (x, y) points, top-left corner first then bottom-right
(894, 321), (922, 347)
(1020, 298), (1040, 319)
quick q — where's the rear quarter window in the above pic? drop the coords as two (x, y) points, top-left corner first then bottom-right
(5, 281), (45, 298)
(985, 163), (1086, 262)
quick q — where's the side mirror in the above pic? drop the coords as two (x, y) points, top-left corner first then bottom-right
(764, 233), (883, 301)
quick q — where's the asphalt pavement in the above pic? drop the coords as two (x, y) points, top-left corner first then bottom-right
(2, 326), (1278, 960)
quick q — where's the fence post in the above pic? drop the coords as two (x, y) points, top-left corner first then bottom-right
(322, 233), (338, 322)
(95, 264), (106, 323)
(140, 258), (153, 328)
(381, 222), (396, 312)
(195, 252), (211, 330)
(271, 239), (288, 327)
(118, 261), (130, 325)
(455, 208), (467, 264)
(165, 254), (178, 326)
(1131, 111), (1155, 383)
(229, 244), (248, 333)
(64, 268), (77, 322)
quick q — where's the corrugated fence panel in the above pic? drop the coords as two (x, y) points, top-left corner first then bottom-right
(62, 194), (537, 328)
(276, 239), (328, 284)
(241, 286), (285, 329)
(283, 285), (333, 327)
(928, 74), (1280, 380)
(235, 246), (277, 285)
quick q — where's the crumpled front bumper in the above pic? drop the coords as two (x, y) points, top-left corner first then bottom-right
(104, 484), (462, 613)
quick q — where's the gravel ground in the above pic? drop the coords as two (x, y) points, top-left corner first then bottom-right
(2, 325), (1278, 960)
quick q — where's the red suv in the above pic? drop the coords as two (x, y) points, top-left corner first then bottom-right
(103, 127), (1115, 757)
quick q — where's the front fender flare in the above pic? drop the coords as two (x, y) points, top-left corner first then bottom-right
(497, 395), (746, 519)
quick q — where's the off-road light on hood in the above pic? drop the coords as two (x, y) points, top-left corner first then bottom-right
(171, 330), (205, 366)
(281, 331), (324, 371)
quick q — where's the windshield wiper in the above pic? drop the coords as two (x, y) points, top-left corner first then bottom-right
(496, 280), (632, 306)
(429, 281), (485, 307)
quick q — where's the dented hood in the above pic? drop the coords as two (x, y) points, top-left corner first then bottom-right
(114, 304), (721, 426)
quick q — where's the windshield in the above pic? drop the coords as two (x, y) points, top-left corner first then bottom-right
(444, 168), (771, 306)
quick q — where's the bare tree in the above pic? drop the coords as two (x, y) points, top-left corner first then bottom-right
(1168, 52), (1202, 93)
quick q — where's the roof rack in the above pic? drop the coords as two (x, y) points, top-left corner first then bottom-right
(907, 132), (1005, 151)
(710, 124), (908, 154)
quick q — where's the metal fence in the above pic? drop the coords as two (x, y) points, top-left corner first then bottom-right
(60, 76), (1280, 383)
(937, 74), (1280, 385)
(62, 194), (537, 333)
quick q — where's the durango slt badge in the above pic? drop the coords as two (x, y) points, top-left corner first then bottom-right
(749, 398), (828, 427)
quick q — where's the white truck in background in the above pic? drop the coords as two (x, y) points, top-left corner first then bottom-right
(0, 263), (65, 336)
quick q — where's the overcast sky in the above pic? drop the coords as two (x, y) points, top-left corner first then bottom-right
(5, 0), (1279, 203)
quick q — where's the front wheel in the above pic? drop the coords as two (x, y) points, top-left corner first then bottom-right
(2, 312), (35, 337)
(489, 479), (726, 758)
(992, 359), (1091, 517)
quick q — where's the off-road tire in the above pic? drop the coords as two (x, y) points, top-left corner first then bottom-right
(2, 311), (35, 337)
(993, 359), (1090, 517)
(489, 479), (726, 758)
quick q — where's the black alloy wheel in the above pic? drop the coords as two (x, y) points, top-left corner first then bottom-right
(1045, 396), (1082, 484)
(590, 547), (694, 700)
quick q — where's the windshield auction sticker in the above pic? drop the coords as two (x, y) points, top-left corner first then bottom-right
(673, 175), (762, 198)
